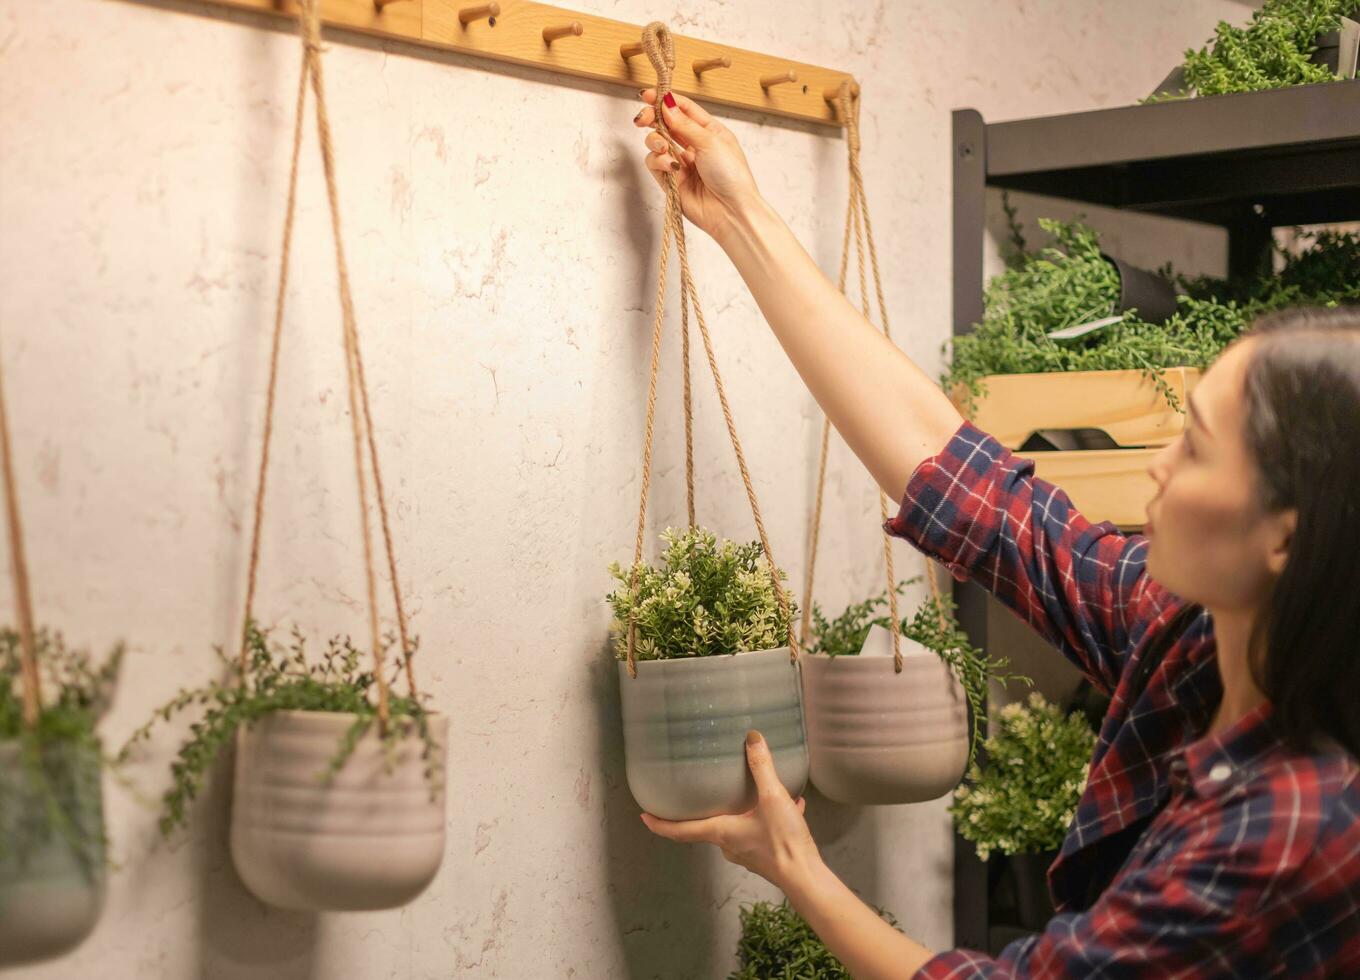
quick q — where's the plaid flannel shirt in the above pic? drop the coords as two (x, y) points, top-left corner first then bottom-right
(886, 422), (1360, 979)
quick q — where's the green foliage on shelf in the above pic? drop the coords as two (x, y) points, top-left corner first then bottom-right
(118, 622), (437, 837)
(1170, 0), (1360, 99)
(807, 579), (1030, 768)
(0, 628), (123, 871)
(949, 692), (1097, 861)
(607, 526), (795, 662)
(944, 215), (1360, 412)
(729, 899), (899, 980)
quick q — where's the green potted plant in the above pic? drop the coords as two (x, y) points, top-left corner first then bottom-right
(729, 899), (899, 979)
(608, 526), (809, 821)
(949, 691), (1096, 929)
(1, 629), (122, 967)
(947, 217), (1360, 418)
(801, 577), (1027, 805)
(1150, 0), (1360, 100)
(118, 0), (449, 913)
(946, 217), (1360, 526)
(120, 623), (444, 911)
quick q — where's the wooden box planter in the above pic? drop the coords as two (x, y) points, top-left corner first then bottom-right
(801, 626), (968, 805)
(0, 739), (106, 967)
(957, 368), (1202, 529)
(230, 710), (447, 911)
(619, 647), (809, 821)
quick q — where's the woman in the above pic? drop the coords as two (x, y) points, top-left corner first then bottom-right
(630, 90), (1360, 978)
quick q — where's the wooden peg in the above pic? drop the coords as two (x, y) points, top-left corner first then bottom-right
(692, 56), (731, 77)
(542, 21), (583, 44)
(823, 81), (862, 102)
(760, 69), (799, 89)
(458, 3), (499, 26)
(373, 0), (409, 9)
(620, 41), (644, 60)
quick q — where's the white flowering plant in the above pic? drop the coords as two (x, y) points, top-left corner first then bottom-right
(949, 691), (1096, 861)
(607, 526), (794, 661)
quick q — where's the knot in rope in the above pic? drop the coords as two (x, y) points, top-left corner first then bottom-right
(642, 22), (677, 151)
(835, 81), (862, 156)
(642, 22), (675, 95)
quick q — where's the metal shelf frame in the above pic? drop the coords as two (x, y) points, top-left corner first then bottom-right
(949, 79), (1360, 953)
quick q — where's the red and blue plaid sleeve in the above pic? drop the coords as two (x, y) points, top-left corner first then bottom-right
(886, 421), (1157, 695)
(912, 761), (1360, 979)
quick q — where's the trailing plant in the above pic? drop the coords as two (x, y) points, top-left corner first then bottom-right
(808, 579), (1029, 766)
(0, 628), (123, 872)
(729, 899), (899, 980)
(946, 217), (1360, 411)
(1259, 228), (1360, 306)
(118, 622), (437, 836)
(949, 691), (1096, 861)
(607, 526), (795, 662)
(1156, 0), (1360, 100)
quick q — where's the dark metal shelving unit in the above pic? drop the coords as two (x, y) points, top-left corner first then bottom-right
(949, 79), (1360, 954)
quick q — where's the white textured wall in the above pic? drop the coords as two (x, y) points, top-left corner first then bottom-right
(1, 0), (1242, 976)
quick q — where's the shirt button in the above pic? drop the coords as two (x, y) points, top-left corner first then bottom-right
(1208, 762), (1232, 782)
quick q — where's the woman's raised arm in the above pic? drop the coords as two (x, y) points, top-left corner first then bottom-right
(634, 90), (962, 500)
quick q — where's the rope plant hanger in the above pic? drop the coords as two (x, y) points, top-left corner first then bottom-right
(239, 0), (417, 731)
(0, 337), (41, 731)
(623, 21), (798, 680)
(800, 83), (952, 674)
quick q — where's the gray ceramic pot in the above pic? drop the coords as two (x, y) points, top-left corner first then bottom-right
(0, 738), (106, 967)
(618, 646), (809, 821)
(230, 709), (447, 911)
(802, 625), (968, 805)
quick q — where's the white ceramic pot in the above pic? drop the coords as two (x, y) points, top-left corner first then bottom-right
(0, 738), (106, 967)
(802, 625), (968, 805)
(230, 709), (447, 911)
(619, 646), (809, 821)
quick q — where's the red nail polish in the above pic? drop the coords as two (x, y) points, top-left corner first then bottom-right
(663, 92), (677, 109)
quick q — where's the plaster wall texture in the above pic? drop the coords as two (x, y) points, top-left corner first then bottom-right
(0, 0), (1242, 976)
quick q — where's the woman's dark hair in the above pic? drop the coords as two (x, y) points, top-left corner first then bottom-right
(1243, 305), (1360, 758)
(1130, 305), (1360, 759)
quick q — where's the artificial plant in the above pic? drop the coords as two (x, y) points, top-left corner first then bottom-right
(1157, 0), (1360, 100)
(0, 628), (122, 871)
(807, 579), (1028, 766)
(945, 214), (1360, 411)
(949, 692), (1096, 861)
(729, 899), (899, 980)
(607, 526), (797, 662)
(118, 622), (437, 836)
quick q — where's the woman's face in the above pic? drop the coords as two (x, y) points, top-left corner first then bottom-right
(1145, 339), (1295, 613)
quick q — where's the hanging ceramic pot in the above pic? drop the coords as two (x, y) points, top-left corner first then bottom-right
(230, 709), (447, 911)
(802, 625), (968, 805)
(619, 646), (809, 821)
(0, 738), (106, 967)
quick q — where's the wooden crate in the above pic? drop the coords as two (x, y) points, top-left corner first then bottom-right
(1026, 448), (1158, 530)
(953, 368), (1200, 530)
(959, 367), (1200, 450)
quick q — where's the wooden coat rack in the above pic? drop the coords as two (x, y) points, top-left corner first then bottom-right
(200, 0), (857, 126)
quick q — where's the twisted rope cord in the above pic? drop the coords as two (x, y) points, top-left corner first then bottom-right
(239, 26), (310, 683)
(798, 174), (857, 648)
(0, 334), (40, 727)
(240, 0), (417, 724)
(625, 22), (797, 675)
(839, 91), (949, 628)
(623, 211), (673, 679)
(802, 83), (964, 673)
(680, 264), (696, 530)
